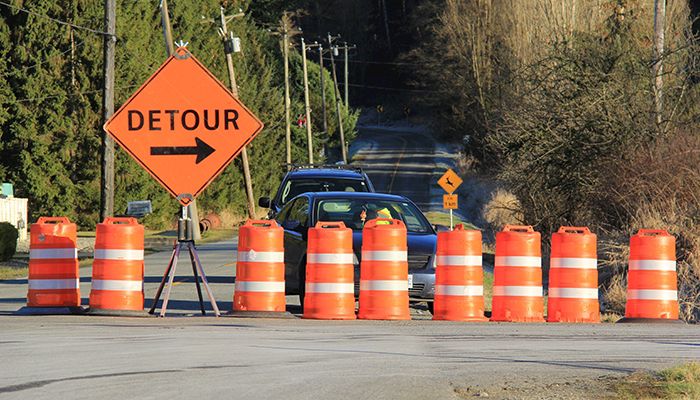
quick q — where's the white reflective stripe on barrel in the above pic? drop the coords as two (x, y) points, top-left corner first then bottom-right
(359, 280), (408, 291)
(305, 282), (355, 294)
(492, 285), (542, 297)
(94, 249), (144, 261)
(361, 250), (407, 262)
(435, 285), (483, 296)
(550, 257), (597, 269)
(307, 253), (354, 264)
(28, 278), (79, 290)
(627, 289), (678, 301)
(629, 260), (676, 271)
(494, 256), (541, 267)
(436, 255), (482, 266)
(548, 287), (598, 299)
(29, 248), (77, 260)
(91, 279), (142, 291)
(234, 281), (285, 293)
(236, 251), (284, 263)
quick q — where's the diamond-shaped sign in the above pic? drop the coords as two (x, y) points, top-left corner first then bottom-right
(437, 168), (462, 194)
(104, 47), (264, 206)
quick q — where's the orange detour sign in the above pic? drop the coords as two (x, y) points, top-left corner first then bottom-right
(104, 47), (264, 206)
(443, 194), (458, 209)
(438, 169), (462, 194)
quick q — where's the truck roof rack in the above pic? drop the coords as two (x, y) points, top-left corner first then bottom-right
(283, 163), (365, 173)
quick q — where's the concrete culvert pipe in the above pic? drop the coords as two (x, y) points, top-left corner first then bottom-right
(199, 218), (211, 233)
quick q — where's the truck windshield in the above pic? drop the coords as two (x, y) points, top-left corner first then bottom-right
(316, 199), (432, 233)
(280, 179), (368, 205)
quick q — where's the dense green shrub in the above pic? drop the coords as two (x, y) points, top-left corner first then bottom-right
(0, 222), (18, 262)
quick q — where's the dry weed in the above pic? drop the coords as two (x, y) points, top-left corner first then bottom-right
(482, 188), (524, 233)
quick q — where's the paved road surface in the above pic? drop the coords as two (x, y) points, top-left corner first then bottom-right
(1, 125), (698, 399)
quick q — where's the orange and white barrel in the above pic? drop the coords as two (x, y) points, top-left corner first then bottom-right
(491, 225), (544, 322)
(358, 219), (410, 320)
(27, 217), (80, 307)
(624, 229), (678, 320)
(433, 225), (487, 321)
(89, 217), (145, 312)
(547, 226), (599, 323)
(304, 221), (356, 320)
(233, 220), (286, 312)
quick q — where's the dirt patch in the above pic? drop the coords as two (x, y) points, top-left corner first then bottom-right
(453, 376), (618, 400)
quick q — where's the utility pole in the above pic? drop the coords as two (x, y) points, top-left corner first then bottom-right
(100, 0), (116, 221)
(327, 33), (347, 164)
(216, 6), (256, 218)
(160, 0), (174, 56)
(280, 15), (292, 166)
(301, 38), (314, 164)
(317, 43), (328, 136)
(653, 0), (665, 131)
(338, 42), (356, 110)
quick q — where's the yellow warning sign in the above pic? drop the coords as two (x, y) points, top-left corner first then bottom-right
(438, 169), (462, 194)
(443, 194), (458, 209)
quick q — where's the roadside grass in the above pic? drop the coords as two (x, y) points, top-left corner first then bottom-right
(613, 363), (700, 400)
(483, 270), (493, 312)
(0, 264), (27, 280)
(424, 211), (479, 230)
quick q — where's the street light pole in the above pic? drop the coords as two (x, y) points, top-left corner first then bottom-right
(301, 38), (314, 164)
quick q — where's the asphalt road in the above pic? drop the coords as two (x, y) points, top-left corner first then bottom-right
(1, 126), (698, 399)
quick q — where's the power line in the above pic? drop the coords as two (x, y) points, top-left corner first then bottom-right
(0, 39), (85, 78)
(345, 83), (440, 93)
(0, 0), (114, 37)
(322, 57), (428, 67)
(4, 84), (140, 105)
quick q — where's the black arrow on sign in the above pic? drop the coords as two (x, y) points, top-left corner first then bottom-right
(150, 137), (215, 164)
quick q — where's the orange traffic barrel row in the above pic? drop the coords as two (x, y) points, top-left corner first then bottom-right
(624, 229), (678, 320)
(547, 227), (599, 323)
(303, 222), (356, 320)
(358, 219), (410, 320)
(27, 217), (80, 308)
(433, 225), (487, 321)
(233, 220), (286, 313)
(89, 217), (145, 313)
(491, 225), (544, 322)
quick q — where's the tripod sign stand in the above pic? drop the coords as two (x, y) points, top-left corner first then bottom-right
(149, 204), (220, 317)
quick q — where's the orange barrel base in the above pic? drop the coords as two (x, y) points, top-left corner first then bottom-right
(89, 217), (145, 315)
(547, 226), (600, 323)
(490, 225), (544, 322)
(27, 217), (80, 308)
(433, 225), (487, 322)
(304, 222), (356, 320)
(358, 219), (410, 320)
(547, 298), (599, 323)
(233, 220), (287, 313)
(623, 229), (679, 321)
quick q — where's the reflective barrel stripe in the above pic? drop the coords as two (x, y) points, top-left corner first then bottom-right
(436, 255), (482, 266)
(91, 279), (142, 292)
(94, 249), (144, 261)
(550, 257), (597, 269)
(237, 251), (284, 263)
(492, 285), (543, 297)
(28, 278), (79, 290)
(360, 280), (408, 291)
(494, 256), (541, 267)
(629, 260), (677, 271)
(361, 250), (407, 262)
(307, 253), (354, 264)
(435, 285), (483, 296)
(548, 287), (598, 299)
(627, 289), (678, 301)
(234, 281), (285, 292)
(305, 282), (355, 294)
(29, 248), (78, 260)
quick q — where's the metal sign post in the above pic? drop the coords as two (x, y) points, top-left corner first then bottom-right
(149, 196), (220, 317)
